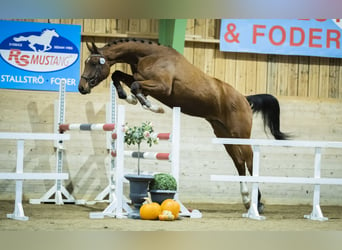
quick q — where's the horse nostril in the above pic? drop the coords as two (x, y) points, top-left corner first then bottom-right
(78, 85), (87, 94)
(78, 85), (90, 94)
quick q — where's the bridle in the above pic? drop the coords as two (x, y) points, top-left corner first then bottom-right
(81, 54), (106, 85)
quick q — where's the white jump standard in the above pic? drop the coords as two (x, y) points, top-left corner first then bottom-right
(211, 138), (342, 221)
(0, 132), (70, 221)
(56, 80), (199, 219)
(86, 105), (197, 219)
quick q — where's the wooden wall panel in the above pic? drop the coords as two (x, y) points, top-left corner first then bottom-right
(21, 18), (342, 100)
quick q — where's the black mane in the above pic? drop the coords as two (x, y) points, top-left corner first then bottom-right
(105, 38), (161, 47)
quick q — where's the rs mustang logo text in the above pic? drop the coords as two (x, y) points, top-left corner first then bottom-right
(0, 28), (79, 72)
(8, 49), (73, 67)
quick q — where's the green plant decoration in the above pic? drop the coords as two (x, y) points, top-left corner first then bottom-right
(149, 173), (177, 191)
(124, 121), (159, 175)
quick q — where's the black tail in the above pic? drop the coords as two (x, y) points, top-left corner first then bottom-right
(246, 94), (290, 140)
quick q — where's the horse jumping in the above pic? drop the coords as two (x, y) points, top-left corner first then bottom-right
(78, 38), (289, 213)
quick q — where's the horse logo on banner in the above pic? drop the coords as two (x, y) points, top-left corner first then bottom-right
(13, 29), (59, 53)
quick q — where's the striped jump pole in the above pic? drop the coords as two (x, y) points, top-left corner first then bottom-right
(59, 123), (115, 133)
(111, 132), (171, 140)
(111, 150), (171, 161)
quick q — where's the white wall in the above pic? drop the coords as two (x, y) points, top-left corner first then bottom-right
(1, 87), (341, 205)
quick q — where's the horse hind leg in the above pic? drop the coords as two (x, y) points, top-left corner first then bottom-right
(240, 181), (251, 210)
(228, 144), (252, 210)
(227, 144), (264, 213)
(208, 120), (252, 210)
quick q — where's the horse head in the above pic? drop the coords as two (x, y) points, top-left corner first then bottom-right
(42, 28), (59, 38)
(78, 42), (110, 94)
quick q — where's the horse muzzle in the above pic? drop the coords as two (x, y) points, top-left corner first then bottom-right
(78, 77), (91, 94)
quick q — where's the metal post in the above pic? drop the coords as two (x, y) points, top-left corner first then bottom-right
(115, 105), (125, 218)
(30, 80), (81, 205)
(171, 107), (181, 189)
(304, 147), (328, 221)
(7, 140), (29, 221)
(243, 145), (265, 220)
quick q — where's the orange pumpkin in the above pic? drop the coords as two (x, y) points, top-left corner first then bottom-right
(140, 198), (162, 220)
(160, 199), (180, 219)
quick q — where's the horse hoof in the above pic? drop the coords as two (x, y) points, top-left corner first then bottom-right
(126, 95), (138, 105)
(243, 201), (251, 210)
(154, 107), (165, 113)
(142, 104), (164, 113)
(258, 202), (264, 214)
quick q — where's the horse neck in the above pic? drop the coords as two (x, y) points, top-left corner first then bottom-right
(101, 42), (160, 65)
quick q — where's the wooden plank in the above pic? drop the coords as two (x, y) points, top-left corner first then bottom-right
(117, 19), (129, 34)
(34, 19), (49, 23)
(266, 55), (279, 95)
(193, 19), (207, 72)
(235, 53), (248, 94)
(184, 42), (194, 64)
(184, 19), (195, 64)
(287, 56), (299, 96)
(328, 58), (340, 98)
(60, 19), (72, 24)
(48, 19), (60, 24)
(105, 19), (117, 34)
(83, 19), (95, 33)
(72, 19), (83, 27)
(139, 19), (150, 33)
(255, 54), (268, 94)
(206, 19), (217, 39)
(318, 57), (330, 98)
(128, 19), (140, 33)
(245, 53), (257, 95)
(151, 19), (159, 33)
(204, 43), (215, 76)
(224, 52), (237, 88)
(308, 57), (320, 98)
(94, 19), (106, 33)
(277, 55), (289, 96)
(214, 46), (226, 81)
(297, 56), (309, 97)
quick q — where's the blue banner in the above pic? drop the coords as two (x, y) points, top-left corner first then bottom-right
(220, 19), (342, 58)
(0, 20), (81, 92)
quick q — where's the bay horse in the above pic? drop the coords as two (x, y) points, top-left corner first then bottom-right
(78, 38), (289, 213)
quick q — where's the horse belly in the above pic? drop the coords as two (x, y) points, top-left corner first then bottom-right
(156, 95), (217, 118)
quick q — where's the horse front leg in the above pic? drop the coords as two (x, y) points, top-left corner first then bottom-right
(111, 70), (138, 105)
(130, 80), (165, 113)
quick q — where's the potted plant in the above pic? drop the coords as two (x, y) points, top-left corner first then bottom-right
(149, 173), (177, 204)
(123, 121), (159, 218)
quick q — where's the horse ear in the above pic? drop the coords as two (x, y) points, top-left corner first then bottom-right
(92, 42), (100, 54)
(86, 42), (100, 54)
(86, 42), (93, 53)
